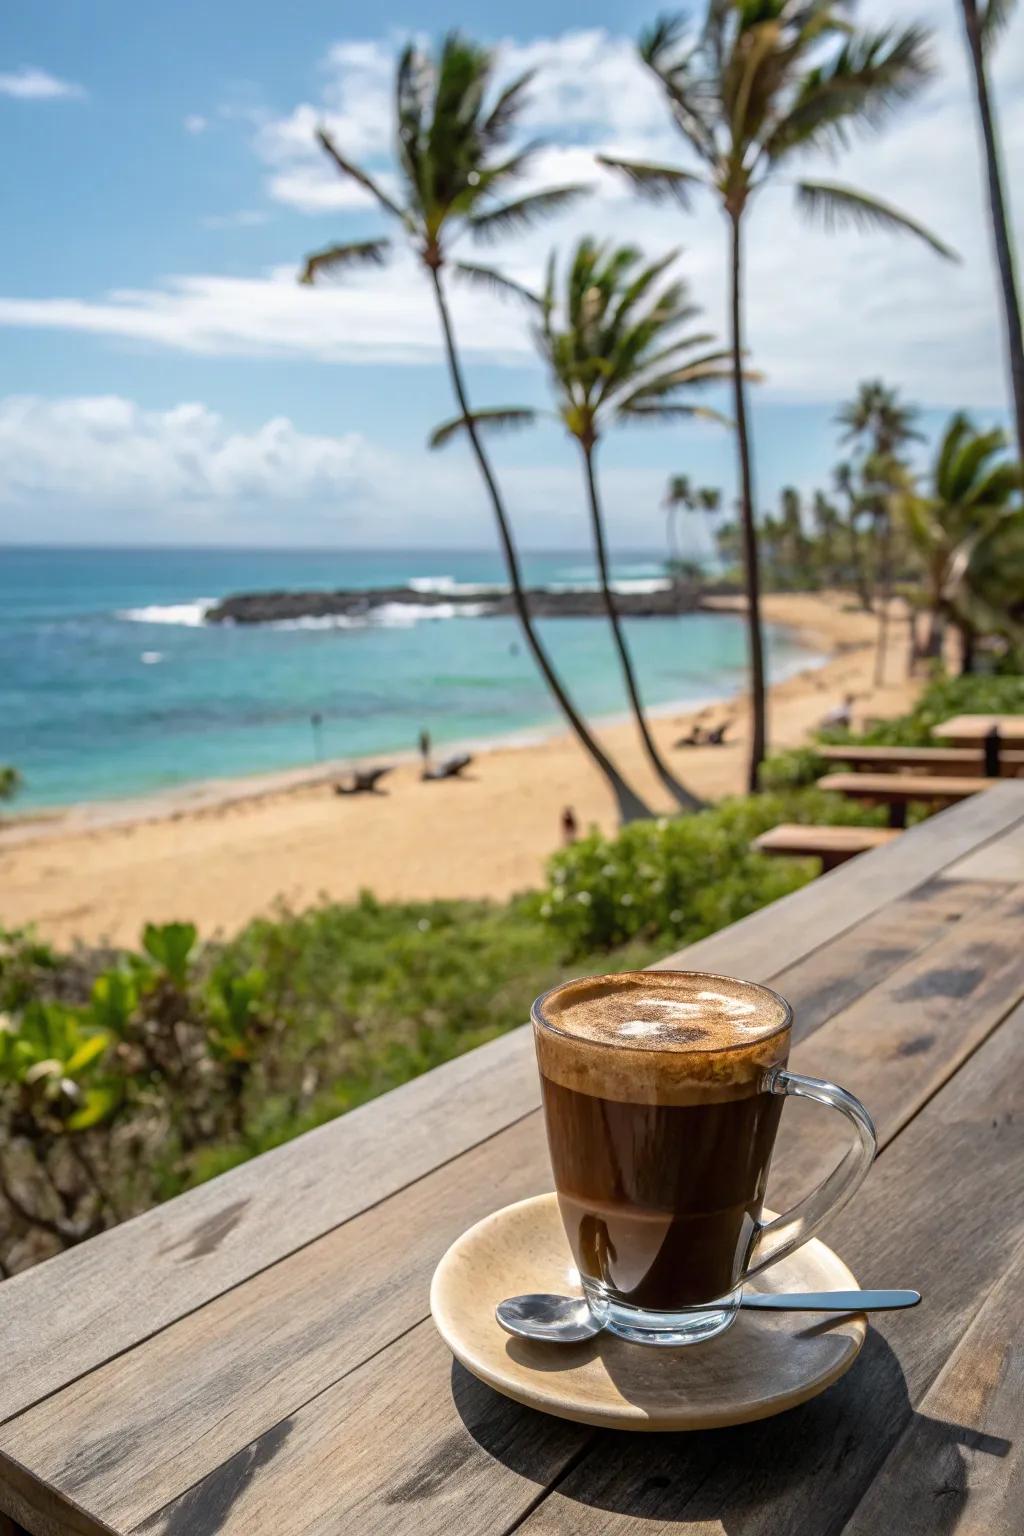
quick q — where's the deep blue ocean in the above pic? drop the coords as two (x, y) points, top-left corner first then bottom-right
(0, 547), (812, 808)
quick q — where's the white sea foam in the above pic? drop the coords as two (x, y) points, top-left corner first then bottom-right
(119, 598), (215, 627)
(140, 651), (163, 664)
(547, 578), (672, 595)
(408, 575), (507, 596)
(271, 601), (492, 631)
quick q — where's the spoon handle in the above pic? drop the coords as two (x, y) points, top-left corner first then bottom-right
(742, 1288), (920, 1311)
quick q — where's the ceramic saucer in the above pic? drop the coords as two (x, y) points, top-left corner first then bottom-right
(430, 1193), (867, 1431)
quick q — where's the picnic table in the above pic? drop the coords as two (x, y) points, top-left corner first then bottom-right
(1, 783), (1023, 1536)
(816, 770), (998, 827)
(933, 715), (1024, 777)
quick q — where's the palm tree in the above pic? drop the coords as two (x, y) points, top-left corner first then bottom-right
(811, 490), (842, 584)
(664, 475), (721, 574)
(432, 239), (736, 812)
(299, 35), (652, 823)
(958, 0), (1024, 470)
(599, 3), (954, 790)
(838, 380), (923, 681)
(902, 411), (1023, 668)
(833, 459), (873, 610)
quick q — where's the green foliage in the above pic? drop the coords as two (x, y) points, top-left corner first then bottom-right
(0, 765), (21, 803)
(141, 921), (197, 989)
(541, 789), (880, 956)
(848, 672), (1024, 746)
(757, 746), (828, 790)
(0, 997), (113, 1133)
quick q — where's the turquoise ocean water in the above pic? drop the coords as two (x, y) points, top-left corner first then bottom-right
(1, 547), (813, 808)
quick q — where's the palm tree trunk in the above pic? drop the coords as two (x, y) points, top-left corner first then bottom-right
(961, 0), (1024, 470)
(582, 442), (703, 812)
(729, 212), (767, 793)
(873, 509), (893, 685)
(427, 265), (652, 823)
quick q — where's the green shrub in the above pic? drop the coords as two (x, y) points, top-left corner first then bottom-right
(540, 789), (881, 957)
(758, 746), (827, 790)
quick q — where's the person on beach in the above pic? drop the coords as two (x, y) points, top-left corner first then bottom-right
(820, 693), (856, 731)
(561, 806), (578, 845)
(418, 729), (431, 768)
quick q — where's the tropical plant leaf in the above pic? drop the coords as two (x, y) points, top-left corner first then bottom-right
(468, 186), (588, 242)
(981, 0), (1018, 47)
(452, 262), (541, 306)
(619, 402), (733, 426)
(66, 1084), (121, 1132)
(596, 156), (705, 208)
(142, 921), (197, 988)
(428, 408), (539, 450)
(65, 1031), (110, 1076)
(299, 240), (392, 285)
(795, 180), (958, 260)
(315, 130), (409, 222)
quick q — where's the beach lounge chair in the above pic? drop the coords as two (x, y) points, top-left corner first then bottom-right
(674, 725), (705, 748)
(334, 766), (393, 796)
(704, 721), (730, 746)
(421, 752), (473, 781)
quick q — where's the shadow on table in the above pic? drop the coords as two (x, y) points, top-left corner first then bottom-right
(452, 1329), (1010, 1530)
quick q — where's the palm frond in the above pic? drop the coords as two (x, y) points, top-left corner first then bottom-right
(480, 70), (536, 145)
(316, 130), (408, 223)
(981, 0), (1018, 48)
(452, 262), (541, 306)
(428, 408), (538, 450)
(795, 180), (958, 260)
(619, 402), (733, 426)
(299, 239), (392, 285)
(468, 185), (588, 242)
(596, 156), (705, 208)
(764, 25), (934, 160)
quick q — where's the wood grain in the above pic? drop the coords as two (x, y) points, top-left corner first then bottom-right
(513, 1003), (1024, 1536)
(816, 772), (997, 803)
(842, 1238), (1024, 1536)
(0, 1023), (541, 1426)
(653, 781), (1024, 980)
(1, 873), (1007, 1528)
(937, 816), (1024, 885)
(123, 996), (1024, 1533)
(6, 793), (1018, 1435)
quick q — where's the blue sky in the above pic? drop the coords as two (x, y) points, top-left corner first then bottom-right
(0, 0), (1021, 548)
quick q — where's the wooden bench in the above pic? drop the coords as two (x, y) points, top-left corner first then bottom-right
(933, 715), (1024, 774)
(818, 771), (999, 827)
(818, 744), (1024, 777)
(753, 823), (901, 871)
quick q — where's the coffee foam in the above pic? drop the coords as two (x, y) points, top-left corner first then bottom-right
(533, 971), (790, 1105)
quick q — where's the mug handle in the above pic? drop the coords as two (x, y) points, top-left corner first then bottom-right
(743, 1068), (877, 1281)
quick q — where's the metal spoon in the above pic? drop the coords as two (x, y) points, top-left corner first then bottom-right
(496, 1289), (921, 1343)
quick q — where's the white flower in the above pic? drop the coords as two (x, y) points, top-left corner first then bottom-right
(601, 864), (617, 878)
(417, 918), (431, 932)
(576, 891), (592, 906)
(620, 893), (634, 907)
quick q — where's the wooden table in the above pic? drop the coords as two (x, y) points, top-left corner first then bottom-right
(818, 743), (1024, 777)
(816, 770), (999, 827)
(2, 784), (1023, 1536)
(934, 715), (1024, 776)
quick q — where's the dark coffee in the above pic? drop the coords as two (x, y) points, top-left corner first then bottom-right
(533, 971), (791, 1311)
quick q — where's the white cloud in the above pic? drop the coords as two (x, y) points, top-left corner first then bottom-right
(0, 66), (85, 101)
(183, 114), (209, 134)
(0, 9), (1021, 410)
(0, 395), (378, 514)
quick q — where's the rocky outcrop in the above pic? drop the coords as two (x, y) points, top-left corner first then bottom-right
(205, 584), (719, 625)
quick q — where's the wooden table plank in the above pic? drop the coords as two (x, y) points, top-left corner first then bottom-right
(819, 744), (1024, 776)
(817, 771), (997, 803)
(937, 817), (1024, 885)
(510, 1003), (1024, 1536)
(2, 879), (1014, 1530)
(934, 715), (1024, 746)
(841, 1238), (1024, 1536)
(0, 1025), (541, 1427)
(6, 791), (1020, 1432)
(653, 781), (1024, 979)
(133, 1000), (1024, 1536)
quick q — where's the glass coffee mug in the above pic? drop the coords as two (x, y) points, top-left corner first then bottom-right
(532, 969), (876, 1346)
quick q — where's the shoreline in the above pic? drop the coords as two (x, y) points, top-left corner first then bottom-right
(0, 593), (922, 947)
(1, 629), (824, 846)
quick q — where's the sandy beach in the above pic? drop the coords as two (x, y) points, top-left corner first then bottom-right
(0, 593), (922, 948)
